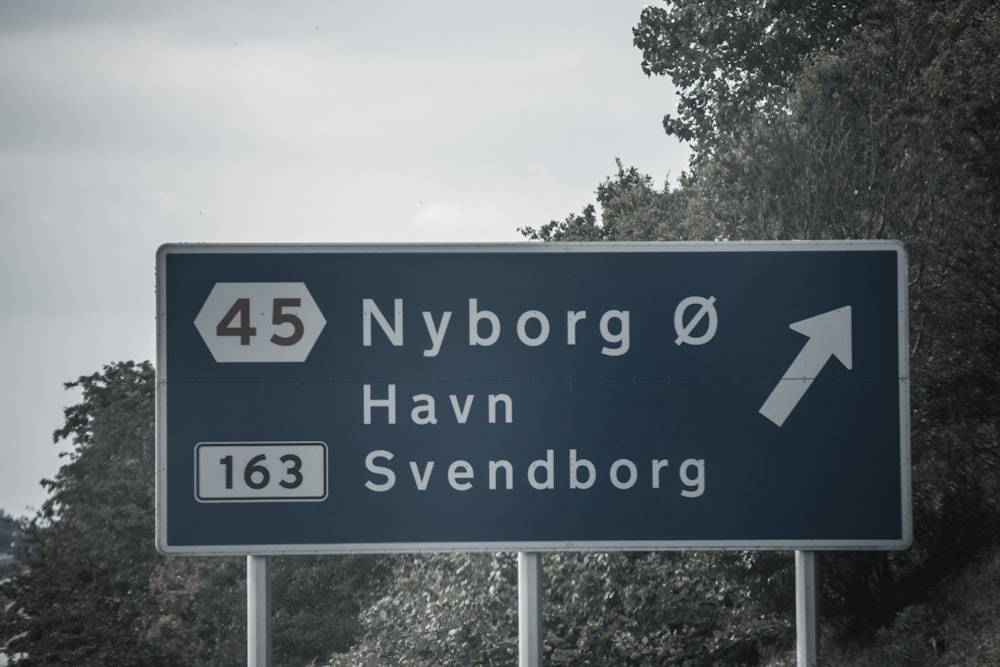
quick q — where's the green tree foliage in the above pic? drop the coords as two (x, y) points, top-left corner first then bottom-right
(542, 552), (792, 665)
(520, 160), (705, 242)
(270, 555), (388, 666)
(0, 510), (20, 555)
(327, 553), (519, 667)
(1, 362), (173, 665)
(327, 551), (796, 666)
(1, 510), (24, 658)
(142, 556), (246, 665)
(142, 552), (386, 666)
(2, 362), (384, 666)
(633, 0), (865, 152)
(141, 553), (385, 667)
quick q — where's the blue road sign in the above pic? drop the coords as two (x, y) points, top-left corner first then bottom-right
(155, 242), (910, 554)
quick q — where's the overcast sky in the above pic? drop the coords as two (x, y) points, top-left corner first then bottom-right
(0, 1), (688, 518)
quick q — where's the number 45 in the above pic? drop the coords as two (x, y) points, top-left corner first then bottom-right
(216, 297), (304, 347)
(194, 282), (326, 363)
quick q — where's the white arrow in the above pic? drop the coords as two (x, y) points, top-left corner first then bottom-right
(759, 306), (853, 427)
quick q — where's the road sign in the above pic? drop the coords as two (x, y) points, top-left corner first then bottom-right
(156, 242), (910, 554)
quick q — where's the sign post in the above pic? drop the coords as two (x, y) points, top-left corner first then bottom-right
(518, 552), (544, 667)
(247, 555), (272, 667)
(796, 550), (819, 666)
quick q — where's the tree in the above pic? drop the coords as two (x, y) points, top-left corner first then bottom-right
(1, 510), (24, 661)
(0, 510), (19, 556)
(141, 556), (246, 666)
(1, 361), (173, 665)
(326, 550), (795, 666)
(520, 160), (703, 242)
(633, 0), (866, 154)
(2, 361), (387, 666)
(326, 553), (519, 667)
(143, 553), (388, 667)
(270, 555), (387, 666)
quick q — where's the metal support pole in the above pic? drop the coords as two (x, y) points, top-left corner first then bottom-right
(247, 555), (272, 667)
(518, 551), (543, 667)
(795, 550), (818, 667)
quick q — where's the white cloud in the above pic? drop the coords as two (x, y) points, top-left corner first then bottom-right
(413, 202), (466, 230)
(410, 200), (517, 240)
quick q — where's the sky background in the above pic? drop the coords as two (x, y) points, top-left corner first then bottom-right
(0, 1), (689, 518)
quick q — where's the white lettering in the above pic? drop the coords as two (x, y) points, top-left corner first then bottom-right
(361, 449), (707, 496)
(566, 310), (586, 345)
(411, 394), (437, 425)
(409, 461), (435, 490)
(363, 298), (403, 346)
(488, 393), (513, 424)
(363, 387), (514, 426)
(569, 449), (595, 489)
(600, 310), (630, 356)
(448, 460), (474, 491)
(364, 450), (395, 491)
(489, 460), (513, 490)
(610, 458), (638, 489)
(680, 458), (706, 498)
(450, 394), (474, 423)
(422, 311), (451, 357)
(362, 300), (631, 355)
(516, 310), (550, 347)
(528, 449), (555, 490)
(363, 384), (396, 425)
(469, 298), (500, 346)
(651, 459), (670, 489)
